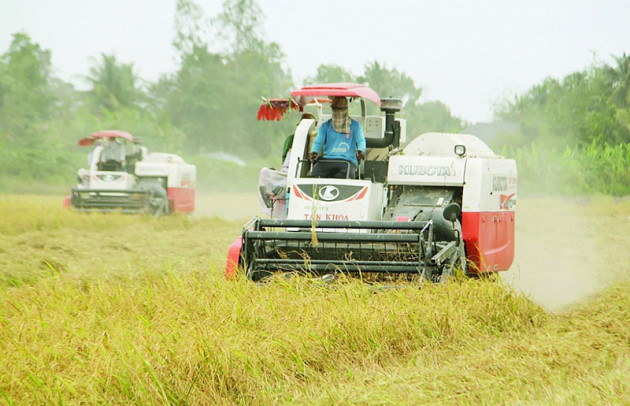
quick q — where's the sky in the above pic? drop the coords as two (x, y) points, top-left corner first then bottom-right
(1, 0), (629, 123)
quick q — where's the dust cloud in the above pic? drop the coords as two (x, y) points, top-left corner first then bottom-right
(501, 197), (606, 312)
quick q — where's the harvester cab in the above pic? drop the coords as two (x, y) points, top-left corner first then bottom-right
(66, 130), (196, 216)
(227, 83), (517, 283)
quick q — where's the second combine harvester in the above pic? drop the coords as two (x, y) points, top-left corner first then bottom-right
(226, 83), (517, 283)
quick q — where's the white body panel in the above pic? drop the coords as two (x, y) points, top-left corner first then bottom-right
(135, 153), (197, 188)
(387, 155), (466, 186)
(88, 145), (104, 171)
(288, 179), (385, 221)
(88, 171), (136, 190)
(78, 151), (196, 191)
(398, 131), (517, 211)
(462, 158), (517, 212)
(286, 119), (316, 186)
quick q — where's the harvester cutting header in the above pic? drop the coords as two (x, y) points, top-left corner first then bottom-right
(226, 83), (517, 282)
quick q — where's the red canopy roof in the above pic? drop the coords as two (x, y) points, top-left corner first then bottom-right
(78, 130), (137, 146)
(91, 130), (135, 141)
(257, 83), (382, 121)
(291, 83), (381, 107)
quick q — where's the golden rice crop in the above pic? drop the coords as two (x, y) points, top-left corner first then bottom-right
(0, 194), (629, 404)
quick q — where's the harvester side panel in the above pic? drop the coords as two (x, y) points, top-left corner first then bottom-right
(387, 155), (466, 186)
(167, 187), (195, 213)
(461, 158), (517, 273)
(136, 156), (196, 214)
(168, 161), (196, 214)
(461, 211), (515, 273)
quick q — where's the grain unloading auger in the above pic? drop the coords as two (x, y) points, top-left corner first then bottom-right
(226, 83), (517, 282)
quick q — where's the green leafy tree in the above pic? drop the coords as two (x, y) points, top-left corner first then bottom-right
(359, 61), (422, 104)
(82, 54), (184, 151)
(85, 53), (142, 113)
(414, 101), (465, 135)
(213, 0), (266, 53)
(359, 61), (463, 138)
(164, 46), (228, 154)
(163, 0), (293, 157)
(304, 64), (355, 84)
(497, 66), (630, 147)
(0, 32), (55, 135)
(0, 33), (83, 181)
(172, 0), (207, 58)
(603, 52), (630, 108)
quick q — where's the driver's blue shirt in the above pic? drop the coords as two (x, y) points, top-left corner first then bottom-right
(311, 119), (366, 165)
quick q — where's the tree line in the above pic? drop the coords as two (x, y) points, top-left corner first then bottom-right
(494, 53), (630, 195)
(0, 0), (628, 194)
(0, 0), (462, 189)
(496, 53), (630, 148)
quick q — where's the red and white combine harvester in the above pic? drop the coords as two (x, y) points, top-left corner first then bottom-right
(226, 83), (517, 282)
(65, 130), (196, 216)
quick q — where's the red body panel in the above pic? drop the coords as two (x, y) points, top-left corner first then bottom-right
(462, 211), (515, 273)
(167, 187), (195, 213)
(225, 237), (243, 279)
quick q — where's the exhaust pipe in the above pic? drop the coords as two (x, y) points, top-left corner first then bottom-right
(366, 98), (403, 148)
